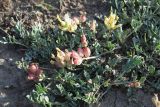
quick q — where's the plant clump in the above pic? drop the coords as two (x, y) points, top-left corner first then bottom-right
(1, 0), (160, 107)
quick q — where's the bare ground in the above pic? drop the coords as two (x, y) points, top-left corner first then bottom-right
(0, 44), (36, 107)
(99, 89), (155, 107)
(0, 0), (158, 107)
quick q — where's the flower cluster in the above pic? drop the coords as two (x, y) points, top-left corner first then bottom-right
(27, 63), (43, 81)
(78, 34), (91, 57)
(50, 34), (91, 67)
(104, 11), (121, 30)
(57, 13), (86, 32)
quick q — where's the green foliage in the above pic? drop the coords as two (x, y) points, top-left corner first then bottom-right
(3, 21), (55, 62)
(27, 83), (52, 107)
(122, 55), (143, 72)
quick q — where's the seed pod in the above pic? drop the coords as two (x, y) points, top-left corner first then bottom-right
(28, 73), (36, 80)
(73, 57), (83, 65)
(81, 34), (87, 43)
(71, 51), (80, 59)
(35, 69), (43, 75)
(83, 47), (91, 57)
(80, 15), (87, 23)
(77, 48), (84, 57)
(72, 16), (80, 25)
(81, 34), (88, 47)
(28, 63), (39, 74)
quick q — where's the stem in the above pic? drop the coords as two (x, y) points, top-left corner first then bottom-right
(14, 42), (28, 48)
(82, 56), (98, 60)
(97, 86), (112, 102)
(39, 67), (52, 70)
(45, 81), (53, 89)
(83, 50), (114, 60)
(110, 81), (134, 86)
(97, 69), (129, 101)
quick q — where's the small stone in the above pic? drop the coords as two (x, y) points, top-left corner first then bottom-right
(0, 59), (5, 65)
(0, 92), (6, 98)
(5, 58), (14, 66)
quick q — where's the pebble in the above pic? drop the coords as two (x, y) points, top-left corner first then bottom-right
(0, 59), (5, 65)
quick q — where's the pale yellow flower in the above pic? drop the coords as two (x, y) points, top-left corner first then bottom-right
(57, 14), (77, 32)
(50, 48), (74, 67)
(50, 48), (66, 67)
(104, 11), (121, 30)
(152, 94), (160, 107)
(56, 48), (65, 60)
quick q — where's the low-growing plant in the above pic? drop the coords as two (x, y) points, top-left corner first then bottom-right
(1, 0), (160, 106)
